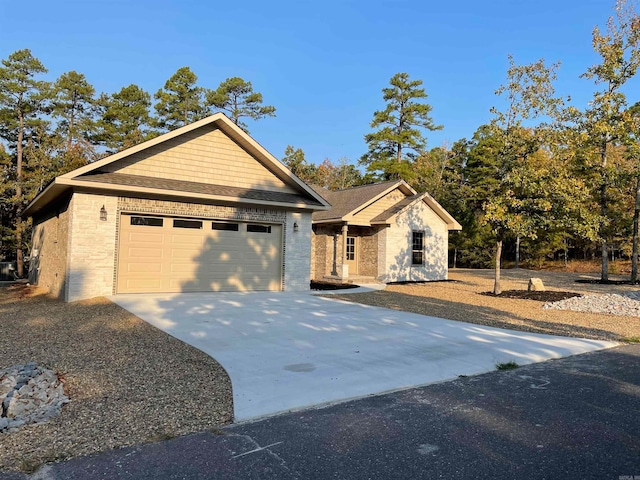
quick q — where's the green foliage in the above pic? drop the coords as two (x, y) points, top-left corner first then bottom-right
(206, 77), (275, 133)
(361, 72), (442, 181)
(50, 70), (96, 146)
(315, 158), (363, 190)
(95, 84), (155, 151)
(282, 145), (317, 184)
(154, 66), (206, 130)
(576, 0), (640, 280)
(495, 360), (519, 370)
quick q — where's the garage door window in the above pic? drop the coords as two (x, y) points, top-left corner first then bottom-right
(247, 224), (272, 233)
(130, 216), (163, 227)
(212, 222), (239, 231)
(173, 219), (203, 229)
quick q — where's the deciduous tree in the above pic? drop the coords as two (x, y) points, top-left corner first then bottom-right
(578, 0), (640, 281)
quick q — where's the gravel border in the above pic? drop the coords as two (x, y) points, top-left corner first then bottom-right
(325, 269), (640, 342)
(0, 285), (233, 473)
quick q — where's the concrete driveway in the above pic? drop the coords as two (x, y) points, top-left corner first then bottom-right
(110, 291), (616, 421)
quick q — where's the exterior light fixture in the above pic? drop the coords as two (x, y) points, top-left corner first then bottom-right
(293, 222), (299, 233)
(100, 205), (108, 221)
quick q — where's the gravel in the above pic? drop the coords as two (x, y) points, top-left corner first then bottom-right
(325, 268), (640, 342)
(0, 285), (233, 473)
(543, 292), (640, 316)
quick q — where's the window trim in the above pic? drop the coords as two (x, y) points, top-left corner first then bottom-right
(412, 230), (424, 266)
(130, 216), (164, 227)
(173, 219), (203, 229)
(247, 224), (272, 233)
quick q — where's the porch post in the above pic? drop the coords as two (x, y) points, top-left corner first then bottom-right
(340, 224), (349, 280)
(331, 234), (338, 276)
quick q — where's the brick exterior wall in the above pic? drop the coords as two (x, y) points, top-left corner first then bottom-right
(30, 195), (72, 299)
(310, 225), (382, 279)
(44, 194), (313, 301)
(67, 193), (118, 301)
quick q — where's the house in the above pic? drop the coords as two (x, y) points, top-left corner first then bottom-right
(311, 180), (461, 283)
(23, 113), (330, 302)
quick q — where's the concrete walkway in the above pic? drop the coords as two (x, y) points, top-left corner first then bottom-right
(110, 291), (616, 421)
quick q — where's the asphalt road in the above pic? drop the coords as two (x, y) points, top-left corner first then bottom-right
(4, 344), (640, 480)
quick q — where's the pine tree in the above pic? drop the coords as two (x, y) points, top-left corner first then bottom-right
(0, 49), (48, 276)
(206, 77), (275, 133)
(154, 67), (205, 130)
(361, 72), (442, 181)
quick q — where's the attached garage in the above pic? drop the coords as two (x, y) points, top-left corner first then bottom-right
(117, 214), (283, 293)
(23, 113), (330, 302)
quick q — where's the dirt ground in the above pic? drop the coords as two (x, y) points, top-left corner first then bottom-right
(0, 285), (233, 473)
(327, 268), (640, 342)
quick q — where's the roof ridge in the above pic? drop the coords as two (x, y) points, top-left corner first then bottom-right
(333, 180), (400, 193)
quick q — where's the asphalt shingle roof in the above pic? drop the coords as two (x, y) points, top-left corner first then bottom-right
(79, 172), (325, 206)
(311, 181), (401, 221)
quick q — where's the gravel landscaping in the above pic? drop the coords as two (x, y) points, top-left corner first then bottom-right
(0, 284), (233, 473)
(327, 268), (640, 342)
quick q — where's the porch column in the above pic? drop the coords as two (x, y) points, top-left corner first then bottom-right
(339, 224), (349, 280)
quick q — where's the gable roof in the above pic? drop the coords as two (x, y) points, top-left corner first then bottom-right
(312, 180), (415, 222)
(24, 113), (330, 216)
(371, 192), (462, 230)
(312, 181), (461, 231)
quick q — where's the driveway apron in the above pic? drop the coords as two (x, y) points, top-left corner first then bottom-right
(110, 292), (616, 421)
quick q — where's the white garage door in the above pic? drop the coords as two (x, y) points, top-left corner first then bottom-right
(117, 214), (283, 293)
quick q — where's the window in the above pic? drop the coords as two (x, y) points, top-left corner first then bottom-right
(247, 224), (272, 233)
(211, 222), (239, 231)
(346, 237), (355, 261)
(173, 219), (203, 229)
(131, 216), (163, 227)
(412, 231), (424, 265)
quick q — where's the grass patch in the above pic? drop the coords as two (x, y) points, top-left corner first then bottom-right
(496, 360), (519, 370)
(621, 336), (640, 343)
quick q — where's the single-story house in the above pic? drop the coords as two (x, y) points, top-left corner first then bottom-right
(311, 180), (461, 283)
(23, 113), (330, 302)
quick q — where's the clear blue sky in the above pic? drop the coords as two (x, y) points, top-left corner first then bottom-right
(1, 0), (633, 166)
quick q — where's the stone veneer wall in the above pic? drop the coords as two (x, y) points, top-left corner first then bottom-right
(283, 211), (312, 290)
(30, 195), (72, 299)
(67, 193), (118, 301)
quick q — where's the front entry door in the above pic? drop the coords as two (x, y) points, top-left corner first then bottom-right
(346, 236), (358, 275)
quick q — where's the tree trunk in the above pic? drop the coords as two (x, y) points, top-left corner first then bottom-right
(514, 235), (520, 269)
(16, 112), (24, 277)
(600, 141), (608, 282)
(631, 176), (640, 283)
(493, 239), (502, 295)
(453, 248), (457, 269)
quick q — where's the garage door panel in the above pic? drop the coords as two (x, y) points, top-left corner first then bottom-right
(126, 263), (163, 274)
(128, 248), (163, 258)
(128, 232), (164, 243)
(117, 214), (282, 294)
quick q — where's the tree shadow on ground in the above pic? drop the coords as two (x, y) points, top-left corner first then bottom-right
(326, 290), (626, 341)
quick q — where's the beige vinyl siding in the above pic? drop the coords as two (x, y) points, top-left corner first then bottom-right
(117, 214), (283, 293)
(105, 125), (296, 193)
(351, 188), (407, 224)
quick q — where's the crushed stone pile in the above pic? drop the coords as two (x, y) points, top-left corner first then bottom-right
(0, 363), (69, 433)
(543, 292), (640, 317)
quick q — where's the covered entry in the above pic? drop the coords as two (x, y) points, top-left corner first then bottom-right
(117, 214), (283, 293)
